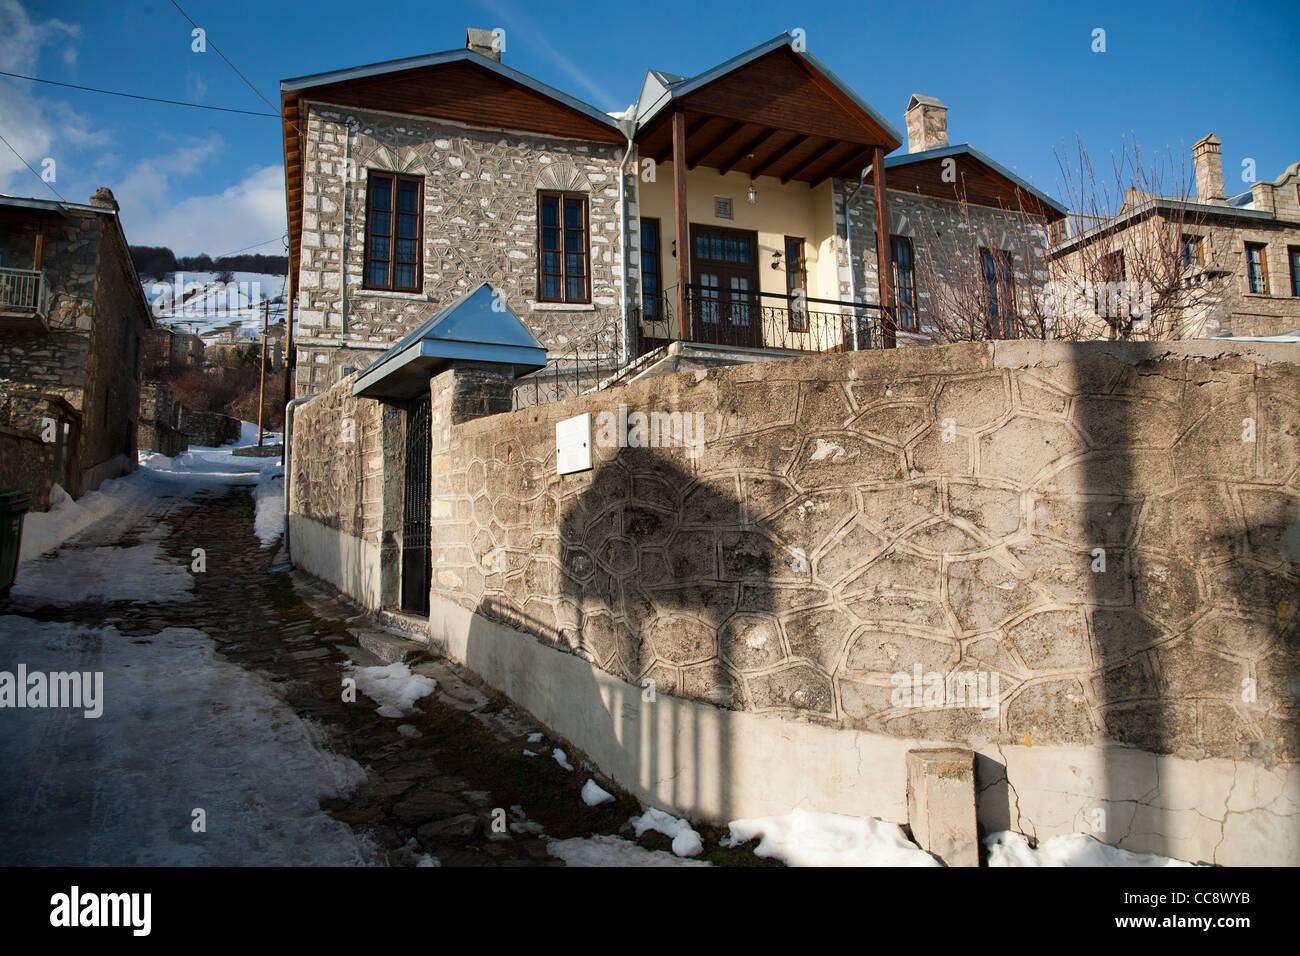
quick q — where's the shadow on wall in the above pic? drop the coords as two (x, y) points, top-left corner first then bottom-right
(460, 441), (756, 824)
(1067, 344), (1300, 858)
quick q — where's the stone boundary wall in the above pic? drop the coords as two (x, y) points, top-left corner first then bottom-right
(432, 341), (1299, 767)
(287, 373), (402, 608)
(178, 409), (242, 448)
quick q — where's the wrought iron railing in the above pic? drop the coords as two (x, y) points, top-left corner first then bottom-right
(640, 285), (890, 353)
(0, 267), (44, 313)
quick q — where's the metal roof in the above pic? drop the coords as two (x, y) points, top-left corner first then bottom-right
(281, 49), (622, 135)
(884, 143), (1067, 215)
(352, 282), (546, 400)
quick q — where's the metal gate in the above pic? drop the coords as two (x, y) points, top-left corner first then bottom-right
(401, 394), (432, 614)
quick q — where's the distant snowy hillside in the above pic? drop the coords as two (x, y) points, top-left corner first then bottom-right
(141, 271), (289, 341)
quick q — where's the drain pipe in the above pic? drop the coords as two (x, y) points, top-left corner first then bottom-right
(616, 124), (636, 367)
(843, 164), (872, 350)
(281, 394), (315, 561)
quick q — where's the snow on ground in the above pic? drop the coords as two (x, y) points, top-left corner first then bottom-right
(723, 809), (940, 867)
(0, 617), (375, 865)
(10, 526), (195, 607)
(346, 661), (436, 718)
(143, 272), (288, 339)
(630, 807), (704, 857)
(18, 423), (283, 572)
(548, 834), (712, 867)
(985, 831), (1195, 867)
(552, 748), (574, 771)
(581, 779), (615, 807)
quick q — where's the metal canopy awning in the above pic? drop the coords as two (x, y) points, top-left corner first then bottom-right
(352, 282), (547, 400)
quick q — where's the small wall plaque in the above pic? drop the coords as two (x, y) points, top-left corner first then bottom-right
(556, 412), (593, 475)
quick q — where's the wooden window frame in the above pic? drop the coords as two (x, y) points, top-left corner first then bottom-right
(1181, 234), (1204, 268)
(640, 218), (663, 319)
(785, 235), (808, 332)
(1245, 242), (1269, 294)
(363, 171), (424, 293)
(537, 191), (591, 304)
(980, 247), (1017, 339)
(890, 235), (917, 330)
(1289, 245), (1300, 297)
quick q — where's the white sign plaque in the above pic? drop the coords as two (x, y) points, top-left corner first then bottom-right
(555, 413), (593, 475)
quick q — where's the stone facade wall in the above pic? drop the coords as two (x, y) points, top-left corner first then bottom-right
(0, 203), (150, 498)
(837, 182), (1050, 343)
(0, 384), (79, 509)
(294, 103), (627, 397)
(427, 340), (1299, 765)
(137, 382), (187, 457)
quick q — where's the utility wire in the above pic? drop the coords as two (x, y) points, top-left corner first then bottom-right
(167, 0), (280, 113)
(0, 71), (280, 117)
(0, 126), (66, 200)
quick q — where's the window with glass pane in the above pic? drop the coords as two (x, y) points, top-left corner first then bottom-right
(891, 236), (917, 330)
(1181, 234), (1203, 268)
(980, 248), (1015, 338)
(1245, 243), (1269, 294)
(364, 172), (422, 292)
(1289, 246), (1300, 297)
(640, 219), (661, 318)
(785, 236), (807, 332)
(538, 191), (590, 303)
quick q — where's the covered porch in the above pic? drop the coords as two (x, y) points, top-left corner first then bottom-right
(632, 37), (903, 355)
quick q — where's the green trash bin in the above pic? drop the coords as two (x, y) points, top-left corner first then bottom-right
(0, 489), (31, 600)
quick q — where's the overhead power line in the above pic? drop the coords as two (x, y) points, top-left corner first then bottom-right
(0, 126), (66, 201)
(167, 0), (280, 114)
(0, 71), (280, 117)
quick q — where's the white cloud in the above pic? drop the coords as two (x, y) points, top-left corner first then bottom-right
(0, 0), (95, 197)
(116, 161), (286, 258)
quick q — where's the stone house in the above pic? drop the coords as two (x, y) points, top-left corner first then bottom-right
(1047, 134), (1300, 339)
(0, 188), (153, 508)
(279, 30), (1065, 403)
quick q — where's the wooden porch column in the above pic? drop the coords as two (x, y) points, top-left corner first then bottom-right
(672, 110), (690, 340)
(34, 217), (44, 271)
(872, 145), (894, 348)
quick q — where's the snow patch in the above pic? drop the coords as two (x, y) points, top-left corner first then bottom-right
(630, 807), (704, 857)
(985, 831), (1196, 867)
(347, 661), (436, 718)
(548, 834), (711, 867)
(552, 748), (574, 771)
(581, 779), (615, 807)
(723, 809), (939, 867)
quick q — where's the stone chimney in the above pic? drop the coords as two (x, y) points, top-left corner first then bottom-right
(466, 27), (501, 62)
(89, 186), (119, 211)
(1192, 133), (1225, 204)
(905, 95), (949, 154)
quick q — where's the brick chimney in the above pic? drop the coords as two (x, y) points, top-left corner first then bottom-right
(89, 186), (119, 211)
(905, 95), (949, 154)
(466, 27), (501, 62)
(1192, 133), (1225, 204)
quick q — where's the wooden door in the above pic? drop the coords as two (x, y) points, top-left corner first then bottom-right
(689, 224), (760, 348)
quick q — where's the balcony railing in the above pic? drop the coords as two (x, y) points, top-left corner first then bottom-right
(0, 267), (45, 314)
(638, 285), (891, 354)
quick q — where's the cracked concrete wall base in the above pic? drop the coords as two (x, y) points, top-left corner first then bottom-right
(432, 593), (1300, 864)
(981, 743), (1300, 866)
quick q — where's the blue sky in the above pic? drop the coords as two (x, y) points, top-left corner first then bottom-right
(2, 0), (1296, 257)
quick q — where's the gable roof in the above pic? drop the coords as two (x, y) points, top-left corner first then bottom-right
(634, 33), (902, 148)
(352, 282), (545, 399)
(883, 143), (1067, 220)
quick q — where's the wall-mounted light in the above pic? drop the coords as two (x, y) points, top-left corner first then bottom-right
(671, 240), (676, 258)
(771, 250), (783, 270)
(747, 183), (758, 205)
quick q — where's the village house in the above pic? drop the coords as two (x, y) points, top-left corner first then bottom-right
(0, 188), (153, 508)
(280, 30), (1066, 405)
(1047, 134), (1300, 340)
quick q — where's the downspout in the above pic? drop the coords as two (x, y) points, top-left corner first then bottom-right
(281, 394), (315, 561)
(339, 124), (350, 339)
(617, 123), (636, 366)
(843, 164), (873, 350)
